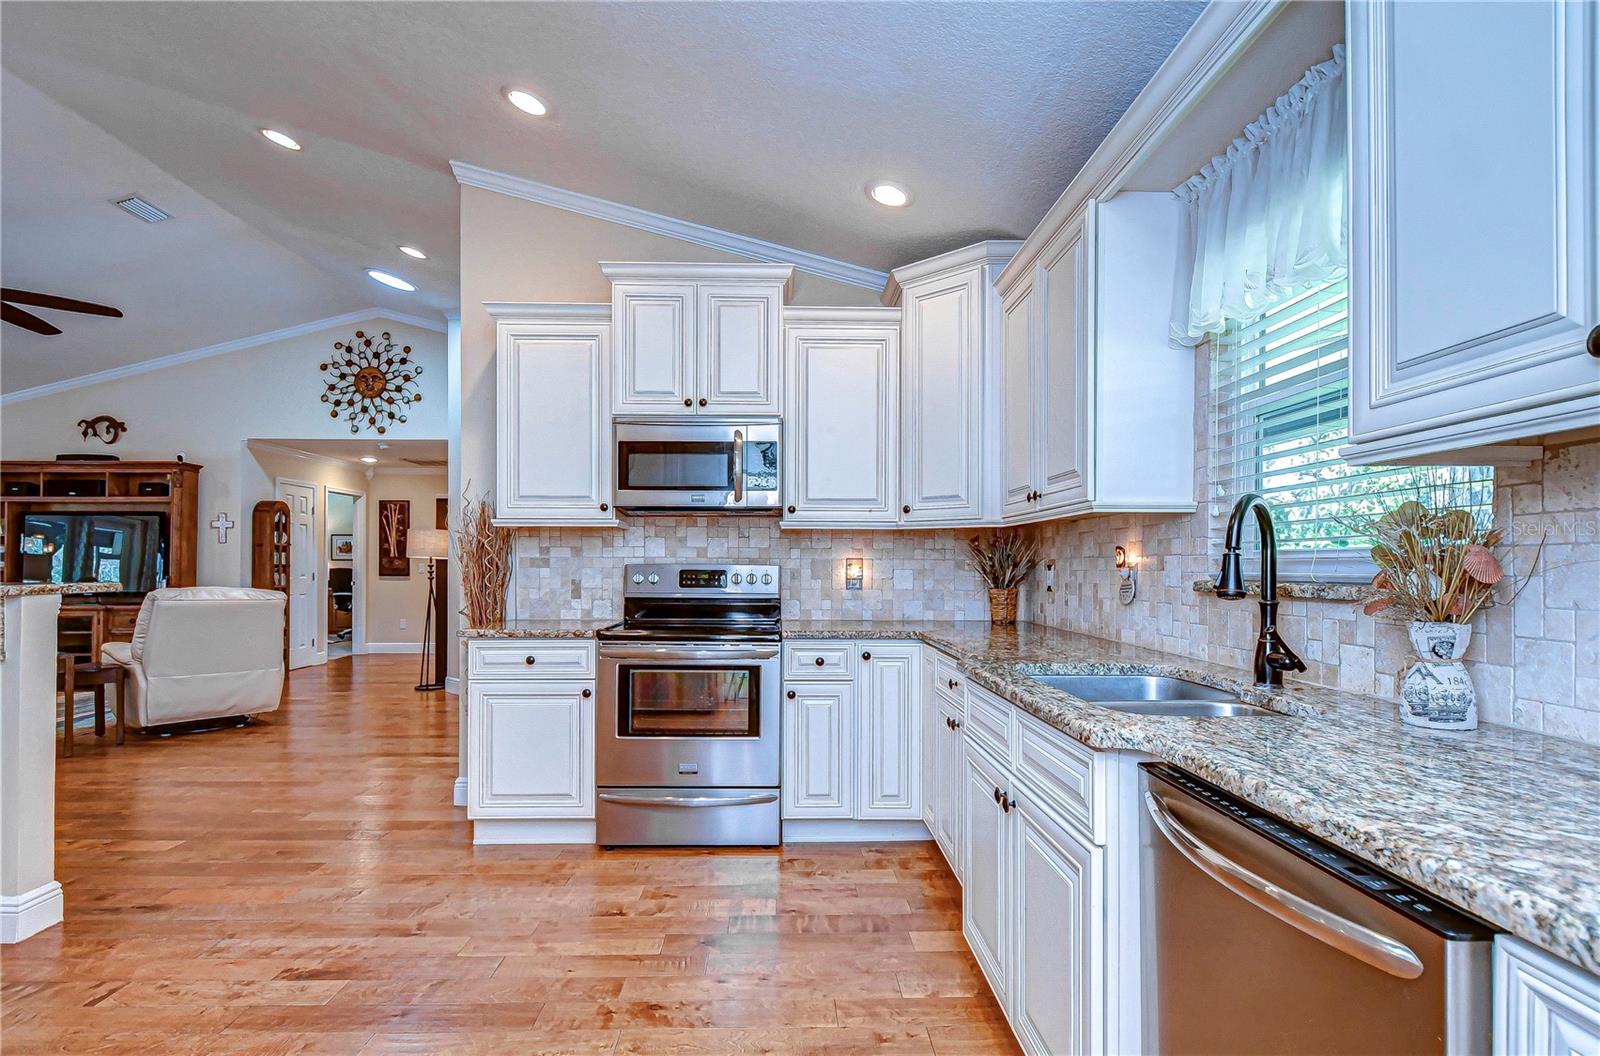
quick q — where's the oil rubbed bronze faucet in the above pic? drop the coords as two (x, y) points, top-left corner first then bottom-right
(1215, 493), (1307, 687)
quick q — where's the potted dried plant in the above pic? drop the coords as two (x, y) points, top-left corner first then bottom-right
(967, 531), (1039, 625)
(456, 491), (512, 630)
(1354, 499), (1534, 731)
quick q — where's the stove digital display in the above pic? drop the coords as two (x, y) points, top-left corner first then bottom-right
(679, 569), (727, 589)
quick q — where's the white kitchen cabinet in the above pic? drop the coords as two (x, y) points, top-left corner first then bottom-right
(603, 264), (791, 416)
(1345, 0), (1600, 464)
(467, 680), (594, 818)
(931, 691), (965, 879)
(890, 242), (1019, 526)
(781, 309), (900, 527)
(1011, 790), (1103, 1056)
(488, 304), (617, 527)
(782, 680), (853, 818)
(962, 738), (1012, 1006)
(1494, 935), (1600, 1056)
(856, 645), (921, 819)
(995, 193), (1194, 524)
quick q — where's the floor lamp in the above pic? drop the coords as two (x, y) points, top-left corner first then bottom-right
(409, 528), (449, 692)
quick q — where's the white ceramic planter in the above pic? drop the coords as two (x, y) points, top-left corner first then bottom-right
(1399, 621), (1477, 730)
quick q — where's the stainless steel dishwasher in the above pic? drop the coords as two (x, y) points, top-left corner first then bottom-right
(1140, 763), (1495, 1055)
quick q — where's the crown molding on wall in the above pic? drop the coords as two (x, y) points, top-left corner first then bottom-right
(0, 308), (448, 406)
(450, 160), (889, 292)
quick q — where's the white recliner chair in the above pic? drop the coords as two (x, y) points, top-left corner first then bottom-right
(100, 586), (286, 731)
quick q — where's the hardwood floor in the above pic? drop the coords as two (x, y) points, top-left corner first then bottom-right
(1, 656), (1018, 1055)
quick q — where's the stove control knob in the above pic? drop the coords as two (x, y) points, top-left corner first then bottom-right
(731, 573), (743, 585)
(647, 573), (660, 584)
(631, 573), (645, 584)
(761, 573), (773, 585)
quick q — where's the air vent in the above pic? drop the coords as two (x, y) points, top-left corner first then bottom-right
(112, 195), (171, 223)
(403, 458), (448, 468)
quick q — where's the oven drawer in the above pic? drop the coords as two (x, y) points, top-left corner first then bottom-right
(596, 787), (780, 846)
(468, 640), (596, 680)
(784, 642), (855, 680)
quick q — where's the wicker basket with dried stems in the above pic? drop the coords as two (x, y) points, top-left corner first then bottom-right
(967, 530), (1039, 625)
(457, 491), (512, 629)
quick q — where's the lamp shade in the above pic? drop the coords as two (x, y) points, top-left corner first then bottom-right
(407, 528), (449, 562)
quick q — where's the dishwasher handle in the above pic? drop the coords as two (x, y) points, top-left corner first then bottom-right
(598, 791), (778, 808)
(1143, 790), (1425, 980)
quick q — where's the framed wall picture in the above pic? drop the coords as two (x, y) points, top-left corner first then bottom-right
(330, 533), (354, 562)
(378, 499), (409, 577)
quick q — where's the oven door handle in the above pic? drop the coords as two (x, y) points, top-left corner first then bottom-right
(1143, 790), (1425, 980)
(598, 792), (779, 808)
(600, 645), (779, 661)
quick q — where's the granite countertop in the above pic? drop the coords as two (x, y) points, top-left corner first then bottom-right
(0, 582), (121, 599)
(790, 620), (1600, 972)
(460, 619), (619, 639)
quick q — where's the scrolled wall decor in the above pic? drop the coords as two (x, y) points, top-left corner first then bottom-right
(77, 414), (128, 444)
(320, 330), (423, 434)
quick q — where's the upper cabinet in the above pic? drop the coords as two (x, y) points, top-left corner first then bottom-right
(489, 303), (617, 527)
(603, 264), (791, 416)
(782, 308), (901, 527)
(890, 242), (1019, 526)
(1344, 0), (1600, 463)
(996, 194), (1196, 525)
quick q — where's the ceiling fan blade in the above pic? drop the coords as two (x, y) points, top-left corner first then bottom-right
(1, 302), (63, 335)
(0, 288), (123, 318)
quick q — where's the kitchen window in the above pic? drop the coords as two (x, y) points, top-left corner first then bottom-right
(1208, 277), (1493, 579)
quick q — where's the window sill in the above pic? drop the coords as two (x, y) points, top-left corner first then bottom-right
(1189, 579), (1375, 603)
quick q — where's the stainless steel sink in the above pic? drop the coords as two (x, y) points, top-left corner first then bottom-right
(1029, 674), (1282, 718)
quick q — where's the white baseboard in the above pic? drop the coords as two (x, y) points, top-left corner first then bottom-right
(472, 819), (596, 845)
(444, 676), (460, 696)
(364, 642), (424, 654)
(0, 882), (63, 944)
(781, 819), (932, 843)
(452, 777), (467, 807)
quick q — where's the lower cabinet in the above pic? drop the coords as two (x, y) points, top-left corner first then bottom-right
(782, 681), (854, 818)
(1494, 935), (1600, 1056)
(465, 641), (595, 820)
(928, 691), (965, 878)
(962, 740), (1013, 1005)
(857, 646), (920, 818)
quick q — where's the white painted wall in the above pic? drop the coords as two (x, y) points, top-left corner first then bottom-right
(364, 470), (449, 651)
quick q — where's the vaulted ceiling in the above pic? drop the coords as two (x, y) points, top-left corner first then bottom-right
(2, 1), (1204, 394)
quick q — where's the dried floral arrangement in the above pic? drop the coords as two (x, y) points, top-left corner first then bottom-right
(967, 531), (1040, 590)
(1353, 499), (1537, 623)
(457, 491), (512, 629)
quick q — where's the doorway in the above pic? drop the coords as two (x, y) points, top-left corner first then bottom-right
(327, 489), (362, 659)
(276, 479), (318, 669)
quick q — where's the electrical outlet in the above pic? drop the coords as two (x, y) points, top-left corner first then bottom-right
(399, 618), (408, 630)
(1044, 560), (1056, 595)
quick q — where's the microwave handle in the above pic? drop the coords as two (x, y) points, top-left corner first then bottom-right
(732, 429), (744, 504)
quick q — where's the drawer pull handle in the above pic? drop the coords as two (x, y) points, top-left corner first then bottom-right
(581, 689), (591, 699)
(861, 651), (872, 661)
(814, 656), (825, 667)
(786, 690), (796, 699)
(1588, 324), (1600, 359)
(524, 656), (536, 665)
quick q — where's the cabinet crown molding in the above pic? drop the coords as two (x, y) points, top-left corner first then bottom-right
(599, 261), (795, 298)
(484, 301), (610, 322)
(883, 240), (1023, 306)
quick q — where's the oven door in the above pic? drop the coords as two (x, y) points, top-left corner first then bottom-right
(597, 643), (780, 787)
(613, 423), (780, 511)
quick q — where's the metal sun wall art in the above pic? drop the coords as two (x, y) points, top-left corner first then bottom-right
(320, 330), (423, 434)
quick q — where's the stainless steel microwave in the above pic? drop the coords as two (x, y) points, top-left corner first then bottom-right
(613, 420), (781, 513)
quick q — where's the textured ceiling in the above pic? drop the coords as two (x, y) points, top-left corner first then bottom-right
(2, 0), (1204, 390)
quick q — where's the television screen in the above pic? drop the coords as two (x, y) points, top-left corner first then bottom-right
(20, 512), (167, 593)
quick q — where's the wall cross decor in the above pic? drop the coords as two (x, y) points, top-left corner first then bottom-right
(211, 513), (236, 544)
(320, 330), (423, 435)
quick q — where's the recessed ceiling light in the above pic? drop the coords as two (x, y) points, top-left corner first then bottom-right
(398, 246), (427, 260)
(359, 456), (380, 464)
(505, 89), (548, 116)
(366, 269), (416, 292)
(259, 128), (301, 151)
(868, 182), (910, 208)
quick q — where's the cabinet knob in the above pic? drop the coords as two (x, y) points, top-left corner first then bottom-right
(947, 678), (958, 690)
(953, 719), (961, 729)
(902, 504), (911, 515)
(861, 651), (872, 661)
(786, 690), (796, 700)
(599, 502), (609, 512)
(1588, 324), (1600, 359)
(814, 656), (825, 667)
(945, 716), (955, 730)
(1002, 795), (1015, 814)
(993, 786), (1003, 804)
(524, 656), (536, 665)
(581, 688), (592, 699)
(787, 505), (796, 514)
(683, 398), (693, 407)
(698, 397), (708, 407)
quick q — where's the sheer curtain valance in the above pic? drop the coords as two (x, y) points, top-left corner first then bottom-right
(1169, 45), (1347, 346)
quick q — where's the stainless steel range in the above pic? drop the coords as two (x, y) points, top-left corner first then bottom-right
(595, 563), (781, 847)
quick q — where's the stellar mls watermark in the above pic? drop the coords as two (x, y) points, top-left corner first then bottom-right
(1510, 515), (1598, 542)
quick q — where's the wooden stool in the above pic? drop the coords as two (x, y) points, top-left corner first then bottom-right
(57, 656), (127, 757)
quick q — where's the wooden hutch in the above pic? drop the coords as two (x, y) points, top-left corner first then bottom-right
(1, 460), (201, 654)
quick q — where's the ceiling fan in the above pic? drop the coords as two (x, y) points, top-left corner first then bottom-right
(1, 288), (123, 336)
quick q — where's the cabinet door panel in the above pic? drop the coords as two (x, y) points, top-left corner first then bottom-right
(1012, 797), (1101, 1056)
(468, 682), (593, 818)
(782, 682), (853, 818)
(497, 323), (615, 524)
(961, 741), (1010, 1003)
(700, 285), (781, 414)
(783, 326), (898, 524)
(613, 284), (694, 413)
(935, 696), (965, 878)
(1036, 221), (1091, 510)
(1493, 935), (1600, 1056)
(1000, 284), (1036, 518)
(857, 647), (921, 819)
(902, 274), (983, 523)
(1348, 0), (1600, 455)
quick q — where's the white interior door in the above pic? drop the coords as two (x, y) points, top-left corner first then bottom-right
(276, 479), (318, 669)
